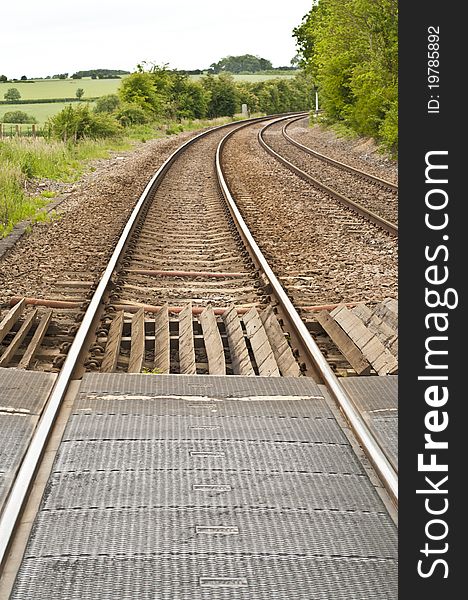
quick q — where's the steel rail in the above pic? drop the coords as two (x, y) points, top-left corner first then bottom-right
(258, 116), (398, 236)
(0, 112), (300, 569)
(216, 123), (398, 506)
(283, 115), (398, 192)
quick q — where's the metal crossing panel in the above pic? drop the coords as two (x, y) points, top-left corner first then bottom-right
(11, 373), (397, 599)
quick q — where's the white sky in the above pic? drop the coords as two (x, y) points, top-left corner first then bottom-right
(1, 1), (312, 78)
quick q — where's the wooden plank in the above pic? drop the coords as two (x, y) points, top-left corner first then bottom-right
(101, 311), (124, 373)
(0, 298), (26, 345)
(0, 310), (37, 367)
(243, 307), (280, 377)
(178, 302), (196, 374)
(199, 306), (225, 375)
(330, 306), (397, 375)
(154, 304), (170, 374)
(316, 311), (371, 375)
(222, 305), (254, 376)
(352, 304), (398, 355)
(259, 306), (300, 377)
(17, 310), (53, 369)
(128, 308), (146, 373)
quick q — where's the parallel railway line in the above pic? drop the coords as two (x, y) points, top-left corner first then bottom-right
(0, 114), (398, 576)
(258, 115), (398, 234)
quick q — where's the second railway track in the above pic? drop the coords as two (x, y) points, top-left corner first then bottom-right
(259, 115), (398, 233)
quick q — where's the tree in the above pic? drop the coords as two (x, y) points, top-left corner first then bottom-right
(0, 75), (7, 83)
(20, 75), (27, 81)
(210, 54), (273, 74)
(200, 73), (238, 117)
(94, 94), (120, 113)
(4, 88), (21, 102)
(75, 88), (85, 100)
(293, 0), (398, 152)
(1, 110), (37, 124)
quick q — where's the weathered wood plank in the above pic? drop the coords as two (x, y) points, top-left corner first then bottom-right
(199, 306), (225, 375)
(154, 304), (170, 374)
(243, 307), (280, 377)
(0, 298), (26, 345)
(128, 308), (146, 373)
(222, 305), (254, 376)
(101, 311), (124, 373)
(259, 306), (301, 377)
(316, 311), (371, 375)
(17, 310), (53, 369)
(330, 305), (397, 375)
(0, 310), (37, 366)
(179, 302), (196, 375)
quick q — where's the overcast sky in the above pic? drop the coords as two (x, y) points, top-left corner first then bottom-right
(1, 1), (312, 78)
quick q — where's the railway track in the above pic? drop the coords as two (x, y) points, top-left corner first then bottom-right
(0, 114), (397, 574)
(258, 115), (398, 234)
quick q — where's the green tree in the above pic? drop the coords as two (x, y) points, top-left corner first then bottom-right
(118, 71), (163, 115)
(4, 88), (21, 102)
(47, 104), (120, 142)
(200, 73), (238, 117)
(1, 110), (37, 124)
(94, 94), (121, 113)
(75, 88), (85, 100)
(293, 0), (398, 152)
(210, 54), (273, 74)
(0, 75), (7, 83)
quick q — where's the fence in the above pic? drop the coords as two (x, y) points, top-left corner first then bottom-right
(0, 123), (48, 138)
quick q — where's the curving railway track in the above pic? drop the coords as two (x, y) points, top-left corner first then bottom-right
(0, 114), (398, 578)
(259, 115), (398, 234)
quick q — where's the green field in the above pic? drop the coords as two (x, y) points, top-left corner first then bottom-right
(0, 73), (297, 126)
(0, 102), (96, 126)
(0, 78), (121, 101)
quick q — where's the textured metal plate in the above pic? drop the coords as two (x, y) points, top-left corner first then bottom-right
(12, 556), (397, 599)
(42, 471), (381, 513)
(64, 413), (348, 444)
(0, 367), (56, 414)
(0, 369), (56, 511)
(25, 507), (396, 558)
(340, 375), (398, 412)
(54, 439), (365, 475)
(11, 373), (397, 598)
(339, 375), (398, 469)
(78, 372), (324, 397)
(0, 414), (36, 508)
(73, 395), (332, 418)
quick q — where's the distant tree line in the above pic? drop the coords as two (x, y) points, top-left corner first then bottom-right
(293, 0), (398, 152)
(71, 69), (130, 79)
(46, 64), (313, 141)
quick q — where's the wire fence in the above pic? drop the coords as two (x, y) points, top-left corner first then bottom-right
(0, 123), (48, 138)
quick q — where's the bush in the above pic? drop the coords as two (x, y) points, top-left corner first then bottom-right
(115, 103), (149, 127)
(47, 104), (120, 141)
(1, 110), (37, 124)
(94, 94), (121, 113)
(4, 87), (21, 102)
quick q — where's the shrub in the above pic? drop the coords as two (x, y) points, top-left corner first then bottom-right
(47, 104), (120, 141)
(4, 87), (21, 102)
(1, 110), (38, 124)
(115, 103), (149, 126)
(94, 94), (121, 113)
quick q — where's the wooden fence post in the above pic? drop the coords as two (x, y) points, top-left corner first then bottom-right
(15, 124), (20, 137)
(0, 123), (3, 139)
(32, 124), (36, 138)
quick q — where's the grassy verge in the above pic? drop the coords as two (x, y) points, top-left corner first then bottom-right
(0, 115), (246, 238)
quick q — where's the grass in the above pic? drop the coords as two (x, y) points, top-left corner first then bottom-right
(0, 114), (250, 237)
(0, 79), (121, 101)
(0, 160), (50, 237)
(0, 101), (96, 126)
